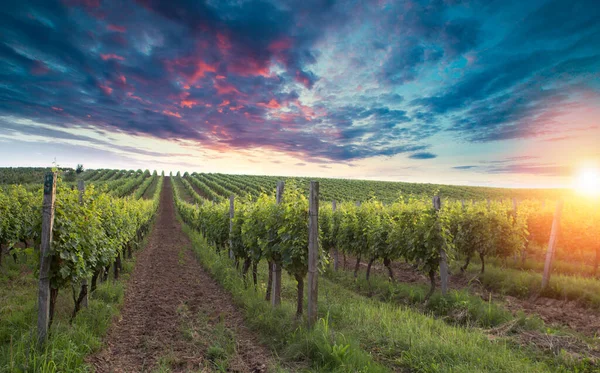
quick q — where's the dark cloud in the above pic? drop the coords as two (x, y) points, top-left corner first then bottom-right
(0, 0), (598, 166)
(409, 152), (437, 160)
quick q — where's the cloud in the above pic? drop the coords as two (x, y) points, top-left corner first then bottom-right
(0, 0), (598, 170)
(408, 152), (437, 160)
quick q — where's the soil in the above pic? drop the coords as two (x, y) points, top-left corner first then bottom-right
(344, 255), (600, 338)
(88, 178), (273, 372)
(185, 176), (212, 200)
(174, 177), (196, 204)
(141, 177), (158, 200)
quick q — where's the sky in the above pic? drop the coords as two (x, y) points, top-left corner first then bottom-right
(1, 0), (599, 188)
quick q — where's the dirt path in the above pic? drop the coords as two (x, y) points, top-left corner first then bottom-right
(89, 178), (273, 372)
(185, 176), (211, 200)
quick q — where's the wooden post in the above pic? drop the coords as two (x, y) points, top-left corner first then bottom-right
(308, 182), (319, 328)
(229, 195), (234, 260)
(461, 199), (465, 209)
(433, 196), (448, 296)
(38, 171), (57, 346)
(77, 179), (88, 309)
(332, 200), (339, 271)
(271, 181), (284, 307)
(542, 200), (563, 289)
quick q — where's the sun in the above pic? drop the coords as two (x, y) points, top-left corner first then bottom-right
(574, 168), (600, 196)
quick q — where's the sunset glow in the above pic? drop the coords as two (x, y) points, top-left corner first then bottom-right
(574, 168), (600, 196)
(0, 0), (598, 187)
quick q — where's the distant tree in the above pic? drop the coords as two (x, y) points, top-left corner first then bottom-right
(76, 164), (84, 174)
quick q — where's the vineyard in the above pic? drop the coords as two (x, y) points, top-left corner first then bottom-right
(1, 168), (599, 372)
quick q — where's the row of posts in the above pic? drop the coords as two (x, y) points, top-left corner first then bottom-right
(226, 184), (562, 321)
(228, 180), (320, 328)
(37, 174), (563, 343)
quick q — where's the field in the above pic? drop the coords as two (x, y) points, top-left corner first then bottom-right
(1, 168), (599, 372)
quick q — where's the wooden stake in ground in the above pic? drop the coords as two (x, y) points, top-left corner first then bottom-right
(542, 200), (564, 289)
(308, 181), (319, 328)
(78, 179), (88, 309)
(38, 171), (57, 346)
(229, 195), (235, 260)
(433, 196), (448, 296)
(271, 181), (284, 307)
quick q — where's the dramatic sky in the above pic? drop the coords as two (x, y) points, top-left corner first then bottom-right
(1, 0), (599, 187)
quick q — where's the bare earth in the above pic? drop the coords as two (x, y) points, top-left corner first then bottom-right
(89, 178), (273, 372)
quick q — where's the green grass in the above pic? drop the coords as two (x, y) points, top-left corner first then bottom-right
(182, 223), (387, 373)
(454, 261), (600, 309)
(485, 254), (598, 279)
(325, 268), (543, 330)
(182, 223), (587, 373)
(0, 241), (143, 372)
(325, 265), (599, 370)
(0, 252), (128, 372)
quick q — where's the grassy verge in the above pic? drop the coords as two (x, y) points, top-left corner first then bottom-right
(484, 255), (598, 279)
(452, 261), (600, 309)
(325, 266), (598, 371)
(0, 251), (132, 372)
(326, 268), (542, 329)
(182, 223), (387, 372)
(182, 223), (584, 373)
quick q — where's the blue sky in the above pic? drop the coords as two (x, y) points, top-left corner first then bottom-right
(1, 0), (599, 187)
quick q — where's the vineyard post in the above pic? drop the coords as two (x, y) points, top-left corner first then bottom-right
(542, 200), (564, 289)
(37, 171), (57, 346)
(229, 195), (234, 260)
(433, 196), (448, 296)
(78, 179), (88, 309)
(271, 181), (284, 307)
(332, 200), (339, 271)
(308, 181), (319, 328)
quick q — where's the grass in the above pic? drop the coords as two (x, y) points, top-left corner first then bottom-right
(0, 251), (131, 372)
(176, 302), (236, 372)
(453, 260), (600, 309)
(0, 220), (153, 373)
(182, 223), (387, 373)
(485, 254), (598, 279)
(325, 265), (599, 370)
(181, 222), (589, 373)
(325, 268), (543, 330)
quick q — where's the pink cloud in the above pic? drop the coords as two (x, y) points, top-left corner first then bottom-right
(101, 53), (125, 61)
(257, 99), (281, 109)
(107, 24), (126, 32)
(180, 100), (198, 108)
(98, 83), (113, 95)
(268, 38), (292, 52)
(214, 80), (241, 95)
(163, 110), (182, 118)
(189, 60), (217, 83)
